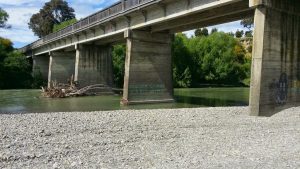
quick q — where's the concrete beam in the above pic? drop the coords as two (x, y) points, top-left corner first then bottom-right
(151, 0), (250, 32)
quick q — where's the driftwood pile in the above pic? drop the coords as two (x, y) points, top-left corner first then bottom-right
(42, 77), (111, 98)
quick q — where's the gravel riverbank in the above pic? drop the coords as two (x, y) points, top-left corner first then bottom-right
(0, 107), (299, 168)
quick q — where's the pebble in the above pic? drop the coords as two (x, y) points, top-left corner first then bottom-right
(0, 107), (299, 168)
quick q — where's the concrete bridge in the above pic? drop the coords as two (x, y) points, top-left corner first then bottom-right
(20, 0), (300, 116)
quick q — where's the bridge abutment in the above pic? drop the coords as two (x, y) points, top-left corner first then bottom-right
(250, 0), (300, 116)
(122, 30), (174, 104)
(74, 44), (113, 89)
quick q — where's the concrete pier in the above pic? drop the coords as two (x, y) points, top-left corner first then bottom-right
(250, 0), (300, 116)
(32, 55), (49, 81)
(47, 52), (76, 86)
(122, 30), (173, 104)
(75, 44), (113, 88)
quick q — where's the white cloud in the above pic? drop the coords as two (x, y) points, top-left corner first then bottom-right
(0, 5), (41, 47)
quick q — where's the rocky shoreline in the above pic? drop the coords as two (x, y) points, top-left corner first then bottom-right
(1, 107), (299, 168)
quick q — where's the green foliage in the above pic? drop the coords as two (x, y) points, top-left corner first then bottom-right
(28, 0), (75, 37)
(211, 28), (218, 34)
(195, 28), (208, 37)
(0, 37), (14, 62)
(0, 37), (35, 89)
(53, 18), (77, 32)
(112, 45), (126, 88)
(0, 51), (32, 89)
(0, 7), (10, 29)
(172, 33), (193, 88)
(241, 17), (254, 30)
(32, 68), (47, 88)
(172, 32), (251, 87)
(227, 32), (235, 37)
(245, 31), (253, 37)
(235, 30), (244, 38)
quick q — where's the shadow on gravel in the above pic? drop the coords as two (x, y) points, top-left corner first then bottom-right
(174, 95), (248, 107)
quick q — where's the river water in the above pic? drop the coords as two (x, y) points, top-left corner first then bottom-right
(0, 88), (249, 113)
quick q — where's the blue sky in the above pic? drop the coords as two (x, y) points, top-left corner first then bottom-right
(0, 0), (248, 48)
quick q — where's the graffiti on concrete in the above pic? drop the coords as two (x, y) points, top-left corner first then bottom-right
(269, 73), (288, 105)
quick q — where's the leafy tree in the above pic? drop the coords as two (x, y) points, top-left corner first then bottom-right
(1, 51), (32, 89)
(172, 33), (193, 87)
(240, 18), (254, 31)
(32, 67), (47, 88)
(53, 18), (77, 32)
(195, 28), (209, 37)
(0, 37), (13, 62)
(0, 8), (10, 29)
(112, 45), (126, 88)
(245, 31), (253, 37)
(211, 28), (218, 34)
(0, 37), (35, 89)
(235, 30), (244, 38)
(198, 32), (247, 84)
(28, 0), (76, 37)
(227, 32), (235, 37)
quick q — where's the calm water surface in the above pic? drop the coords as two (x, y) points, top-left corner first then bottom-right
(0, 88), (249, 113)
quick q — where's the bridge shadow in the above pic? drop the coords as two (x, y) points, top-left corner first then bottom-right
(174, 95), (248, 107)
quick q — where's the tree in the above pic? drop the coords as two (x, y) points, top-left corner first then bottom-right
(195, 28), (209, 37)
(198, 32), (247, 84)
(28, 0), (76, 37)
(245, 31), (253, 38)
(0, 8), (10, 29)
(240, 17), (254, 31)
(53, 18), (77, 32)
(112, 45), (126, 88)
(1, 52), (32, 89)
(172, 33), (193, 87)
(0, 37), (13, 57)
(235, 30), (244, 38)
(211, 28), (218, 34)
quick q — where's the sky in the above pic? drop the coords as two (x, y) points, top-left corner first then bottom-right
(0, 0), (248, 48)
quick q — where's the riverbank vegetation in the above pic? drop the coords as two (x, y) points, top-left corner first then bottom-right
(0, 37), (41, 89)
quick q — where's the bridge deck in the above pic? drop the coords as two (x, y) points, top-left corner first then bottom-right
(21, 0), (252, 56)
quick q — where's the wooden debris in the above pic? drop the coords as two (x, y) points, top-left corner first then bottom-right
(41, 76), (112, 98)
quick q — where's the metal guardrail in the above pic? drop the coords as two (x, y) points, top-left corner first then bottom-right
(22, 0), (154, 52)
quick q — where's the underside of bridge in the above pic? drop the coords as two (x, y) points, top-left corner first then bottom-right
(25, 0), (300, 116)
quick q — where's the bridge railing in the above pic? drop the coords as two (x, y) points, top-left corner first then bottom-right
(33, 0), (154, 49)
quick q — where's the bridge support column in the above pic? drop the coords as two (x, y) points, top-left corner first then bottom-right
(122, 30), (174, 104)
(74, 44), (113, 89)
(250, 0), (300, 116)
(32, 55), (49, 81)
(47, 51), (76, 87)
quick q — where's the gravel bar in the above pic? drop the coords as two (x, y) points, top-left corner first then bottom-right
(0, 107), (299, 169)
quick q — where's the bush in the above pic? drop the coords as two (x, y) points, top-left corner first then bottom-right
(1, 51), (32, 89)
(53, 18), (77, 32)
(112, 45), (126, 88)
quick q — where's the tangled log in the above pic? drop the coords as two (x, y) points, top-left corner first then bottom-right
(42, 76), (112, 98)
